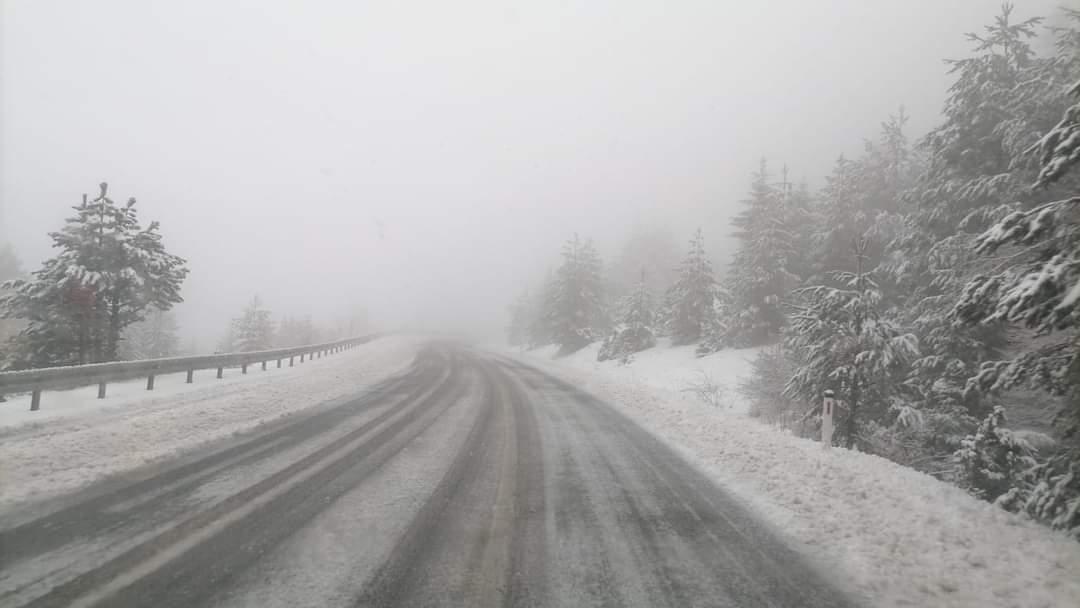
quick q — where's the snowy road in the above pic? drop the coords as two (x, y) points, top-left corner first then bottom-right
(0, 343), (855, 608)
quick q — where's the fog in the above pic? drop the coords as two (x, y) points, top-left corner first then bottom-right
(0, 0), (1058, 347)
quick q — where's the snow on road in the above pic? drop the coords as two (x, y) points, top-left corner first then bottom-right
(512, 345), (1080, 608)
(0, 335), (422, 512)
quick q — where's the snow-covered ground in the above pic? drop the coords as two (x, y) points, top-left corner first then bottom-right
(513, 343), (1080, 608)
(524, 338), (763, 413)
(0, 335), (422, 511)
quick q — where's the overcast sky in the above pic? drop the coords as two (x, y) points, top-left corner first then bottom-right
(0, 0), (1063, 347)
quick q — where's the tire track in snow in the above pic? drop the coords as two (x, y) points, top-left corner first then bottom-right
(8, 346), (467, 608)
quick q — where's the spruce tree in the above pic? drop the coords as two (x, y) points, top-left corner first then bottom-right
(883, 6), (1067, 449)
(231, 296), (275, 352)
(664, 228), (717, 345)
(0, 244), (22, 369)
(727, 160), (797, 345)
(545, 234), (606, 354)
(783, 177), (817, 285)
(813, 156), (863, 278)
(598, 270), (656, 362)
(951, 75), (1080, 535)
(0, 183), (188, 367)
(785, 241), (918, 448)
(955, 406), (1036, 502)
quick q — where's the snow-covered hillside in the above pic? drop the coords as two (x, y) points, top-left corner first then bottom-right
(513, 342), (1080, 608)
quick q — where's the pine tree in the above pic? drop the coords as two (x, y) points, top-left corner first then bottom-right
(544, 234), (606, 354)
(664, 228), (717, 345)
(727, 160), (797, 345)
(816, 111), (915, 286)
(813, 156), (864, 278)
(598, 270), (657, 362)
(0, 183), (188, 368)
(119, 308), (180, 360)
(880, 7), (1072, 456)
(783, 177), (817, 284)
(0, 244), (23, 369)
(951, 63), (1080, 537)
(785, 241), (918, 448)
(696, 285), (733, 356)
(231, 296), (275, 352)
(955, 406), (1036, 502)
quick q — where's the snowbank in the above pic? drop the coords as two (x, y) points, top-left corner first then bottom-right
(524, 339), (762, 412)
(513, 345), (1080, 608)
(0, 335), (422, 511)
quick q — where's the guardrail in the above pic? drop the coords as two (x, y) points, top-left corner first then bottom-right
(0, 334), (379, 411)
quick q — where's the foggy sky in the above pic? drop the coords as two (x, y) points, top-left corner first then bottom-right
(0, 0), (1062, 347)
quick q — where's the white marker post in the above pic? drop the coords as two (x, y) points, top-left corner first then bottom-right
(822, 390), (835, 449)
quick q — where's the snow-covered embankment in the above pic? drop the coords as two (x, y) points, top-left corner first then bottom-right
(0, 335), (422, 511)
(514, 343), (1080, 608)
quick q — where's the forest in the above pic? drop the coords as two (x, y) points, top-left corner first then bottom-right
(507, 5), (1080, 539)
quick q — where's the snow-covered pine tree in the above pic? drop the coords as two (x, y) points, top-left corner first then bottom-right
(951, 72), (1080, 536)
(0, 244), (22, 370)
(598, 270), (657, 362)
(0, 183), (188, 368)
(231, 296), (275, 352)
(815, 111), (914, 288)
(955, 406), (1037, 502)
(859, 107), (916, 216)
(785, 240), (918, 448)
(783, 176), (817, 285)
(813, 156), (864, 279)
(545, 234), (607, 354)
(727, 160), (798, 345)
(880, 7), (1072, 457)
(119, 308), (180, 360)
(696, 284), (733, 356)
(663, 228), (718, 346)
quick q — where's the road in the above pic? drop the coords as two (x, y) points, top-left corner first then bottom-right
(0, 343), (857, 608)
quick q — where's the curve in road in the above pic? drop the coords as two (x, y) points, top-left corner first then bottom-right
(0, 343), (858, 608)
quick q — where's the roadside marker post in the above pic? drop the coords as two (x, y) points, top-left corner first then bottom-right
(822, 390), (835, 449)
